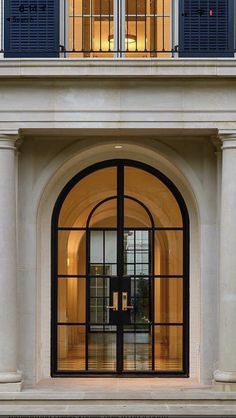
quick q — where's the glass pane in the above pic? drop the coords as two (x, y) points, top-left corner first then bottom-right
(124, 230), (135, 263)
(124, 198), (152, 228)
(88, 330), (116, 371)
(89, 199), (117, 228)
(154, 326), (183, 371)
(90, 277), (109, 297)
(105, 231), (117, 263)
(58, 278), (86, 323)
(90, 230), (103, 263)
(90, 297), (108, 323)
(125, 0), (171, 58)
(123, 325), (152, 371)
(124, 230), (151, 275)
(132, 297), (150, 325)
(57, 325), (86, 371)
(155, 278), (183, 323)
(68, 0), (114, 58)
(59, 167), (116, 227)
(124, 167), (183, 227)
(155, 231), (183, 276)
(58, 230), (86, 276)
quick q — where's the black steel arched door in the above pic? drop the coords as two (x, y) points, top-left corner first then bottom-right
(52, 160), (189, 376)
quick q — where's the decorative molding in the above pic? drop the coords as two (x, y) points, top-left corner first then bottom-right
(0, 130), (22, 150)
(211, 135), (222, 154)
(217, 130), (236, 150)
(1, 58), (236, 79)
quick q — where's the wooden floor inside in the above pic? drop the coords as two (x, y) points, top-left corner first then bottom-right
(58, 332), (182, 372)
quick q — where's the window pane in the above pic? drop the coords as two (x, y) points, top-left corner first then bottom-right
(58, 230), (86, 276)
(155, 326), (183, 371)
(57, 325), (86, 371)
(124, 167), (183, 227)
(123, 325), (152, 371)
(90, 231), (103, 263)
(155, 278), (183, 323)
(88, 330), (116, 371)
(68, 0), (114, 58)
(89, 199), (117, 228)
(155, 231), (183, 276)
(58, 278), (86, 323)
(125, 0), (171, 58)
(105, 231), (117, 263)
(124, 198), (152, 228)
(59, 167), (116, 227)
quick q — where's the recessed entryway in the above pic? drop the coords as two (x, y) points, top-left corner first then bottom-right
(51, 160), (189, 376)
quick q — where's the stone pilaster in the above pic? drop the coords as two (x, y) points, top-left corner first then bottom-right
(0, 133), (22, 391)
(214, 131), (236, 388)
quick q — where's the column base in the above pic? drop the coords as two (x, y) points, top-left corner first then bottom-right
(0, 372), (23, 392)
(0, 381), (22, 392)
(214, 370), (236, 391)
(214, 370), (236, 382)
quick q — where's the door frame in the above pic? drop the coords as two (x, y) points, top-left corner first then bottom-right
(51, 159), (190, 377)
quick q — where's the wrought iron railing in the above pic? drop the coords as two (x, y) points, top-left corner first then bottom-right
(2, 0), (235, 58)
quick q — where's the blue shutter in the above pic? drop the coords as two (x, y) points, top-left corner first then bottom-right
(179, 0), (234, 57)
(4, 0), (59, 57)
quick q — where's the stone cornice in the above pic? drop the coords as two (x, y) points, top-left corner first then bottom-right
(1, 58), (236, 79)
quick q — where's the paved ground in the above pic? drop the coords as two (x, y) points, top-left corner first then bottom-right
(0, 378), (236, 416)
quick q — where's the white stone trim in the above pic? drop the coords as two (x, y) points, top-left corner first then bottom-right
(1, 59), (236, 79)
(32, 139), (203, 384)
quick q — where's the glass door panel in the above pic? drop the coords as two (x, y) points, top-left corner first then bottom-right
(123, 325), (152, 371)
(88, 228), (118, 371)
(125, 0), (172, 57)
(88, 328), (117, 371)
(57, 325), (86, 371)
(122, 229), (152, 371)
(68, 0), (114, 58)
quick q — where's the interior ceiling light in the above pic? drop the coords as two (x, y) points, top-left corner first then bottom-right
(108, 34), (136, 45)
(114, 145), (123, 149)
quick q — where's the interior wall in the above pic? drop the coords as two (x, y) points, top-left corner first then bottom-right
(17, 135), (216, 385)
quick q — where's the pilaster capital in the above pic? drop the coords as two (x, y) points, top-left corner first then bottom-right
(211, 135), (222, 154)
(218, 130), (236, 150)
(0, 130), (22, 151)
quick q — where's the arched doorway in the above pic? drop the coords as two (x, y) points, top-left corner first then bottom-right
(51, 160), (189, 376)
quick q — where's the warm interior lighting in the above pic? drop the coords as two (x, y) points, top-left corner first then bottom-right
(108, 34), (137, 47)
(114, 145), (123, 149)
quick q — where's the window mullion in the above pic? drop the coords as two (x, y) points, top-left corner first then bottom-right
(119, 0), (126, 57)
(114, 0), (125, 57)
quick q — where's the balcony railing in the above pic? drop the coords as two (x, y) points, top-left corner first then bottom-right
(2, 0), (235, 58)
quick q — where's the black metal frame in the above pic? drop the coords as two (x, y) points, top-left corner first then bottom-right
(51, 159), (190, 377)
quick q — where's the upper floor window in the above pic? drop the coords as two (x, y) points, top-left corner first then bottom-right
(67, 0), (172, 58)
(3, 0), (235, 58)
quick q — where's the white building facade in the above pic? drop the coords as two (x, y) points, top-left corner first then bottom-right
(1, 0), (236, 414)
